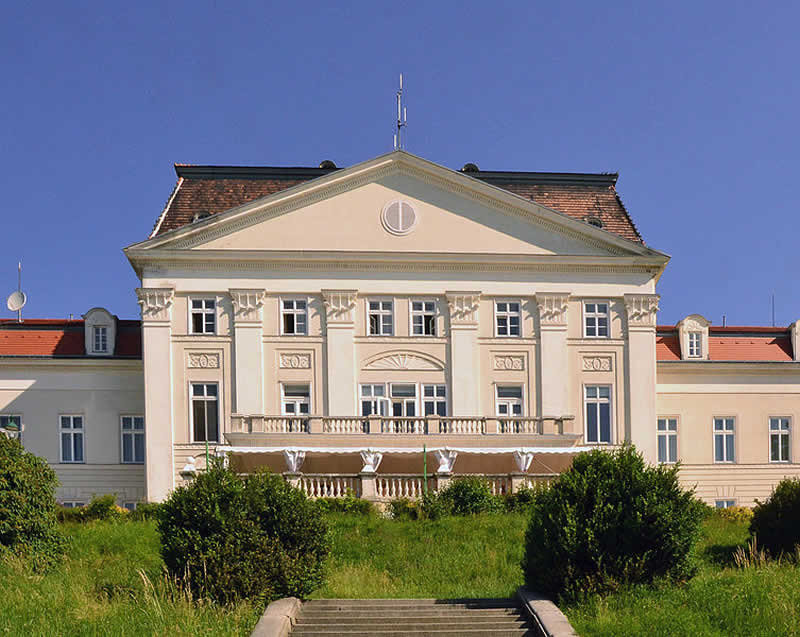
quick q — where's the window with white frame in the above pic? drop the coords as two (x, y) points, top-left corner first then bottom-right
(191, 383), (219, 442)
(281, 299), (307, 335)
(121, 416), (145, 464)
(585, 386), (611, 443)
(281, 384), (310, 416)
(60, 415), (84, 463)
(657, 418), (678, 464)
(715, 499), (736, 509)
(0, 414), (22, 440)
(61, 501), (85, 509)
(495, 301), (521, 337)
(360, 384), (388, 416)
(122, 502), (137, 512)
(769, 417), (790, 463)
(93, 326), (108, 353)
(190, 298), (216, 334)
(584, 302), (609, 338)
(713, 417), (735, 463)
(411, 300), (436, 336)
(423, 384), (447, 417)
(389, 384), (417, 417)
(688, 332), (702, 358)
(495, 385), (523, 418)
(368, 300), (393, 335)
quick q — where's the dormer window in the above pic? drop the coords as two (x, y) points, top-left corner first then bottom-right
(688, 332), (702, 358)
(93, 326), (108, 353)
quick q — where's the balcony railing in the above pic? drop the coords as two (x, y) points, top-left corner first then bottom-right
(231, 414), (575, 436)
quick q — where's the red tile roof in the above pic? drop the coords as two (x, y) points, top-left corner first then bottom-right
(0, 319), (141, 358)
(657, 327), (795, 362)
(150, 165), (643, 243)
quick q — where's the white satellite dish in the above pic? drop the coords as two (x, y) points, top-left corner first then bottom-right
(7, 290), (26, 312)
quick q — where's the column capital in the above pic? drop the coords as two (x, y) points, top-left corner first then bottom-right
(536, 292), (570, 327)
(229, 288), (266, 323)
(624, 293), (660, 328)
(321, 289), (358, 325)
(445, 291), (481, 326)
(136, 287), (174, 322)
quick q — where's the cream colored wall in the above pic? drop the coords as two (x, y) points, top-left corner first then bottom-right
(0, 360), (145, 503)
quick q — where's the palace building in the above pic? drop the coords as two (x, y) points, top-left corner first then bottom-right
(1, 150), (798, 507)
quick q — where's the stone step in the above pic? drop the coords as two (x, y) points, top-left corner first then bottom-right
(299, 609), (524, 620)
(304, 598), (517, 608)
(291, 630), (533, 637)
(294, 618), (528, 630)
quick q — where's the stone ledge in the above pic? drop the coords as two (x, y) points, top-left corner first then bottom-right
(517, 587), (578, 637)
(250, 597), (301, 637)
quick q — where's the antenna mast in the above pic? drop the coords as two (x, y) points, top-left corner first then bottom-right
(16, 262), (22, 323)
(393, 74), (407, 150)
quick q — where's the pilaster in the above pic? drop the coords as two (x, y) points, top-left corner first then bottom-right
(229, 289), (266, 415)
(445, 292), (481, 416)
(624, 293), (659, 463)
(322, 290), (358, 416)
(136, 287), (175, 502)
(536, 292), (571, 419)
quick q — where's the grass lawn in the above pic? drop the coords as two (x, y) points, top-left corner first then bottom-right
(0, 521), (260, 637)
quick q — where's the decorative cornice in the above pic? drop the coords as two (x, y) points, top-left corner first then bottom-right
(321, 289), (358, 324)
(229, 288), (266, 322)
(445, 291), (481, 325)
(536, 292), (570, 327)
(136, 287), (174, 322)
(624, 293), (660, 328)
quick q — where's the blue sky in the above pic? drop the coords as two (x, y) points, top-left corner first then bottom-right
(2, 1), (798, 325)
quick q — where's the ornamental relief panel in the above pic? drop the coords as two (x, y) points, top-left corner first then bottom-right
(187, 352), (220, 369)
(363, 352), (444, 371)
(582, 356), (612, 372)
(493, 355), (525, 371)
(279, 353), (312, 369)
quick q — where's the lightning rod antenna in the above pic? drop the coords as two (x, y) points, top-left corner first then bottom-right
(394, 74), (407, 150)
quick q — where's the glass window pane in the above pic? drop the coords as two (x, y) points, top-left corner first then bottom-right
(498, 404), (508, 415)
(436, 386), (446, 397)
(586, 304), (595, 313)
(406, 402), (415, 417)
(714, 435), (724, 461)
(587, 404), (598, 442)
(123, 434), (133, 462)
(382, 316), (392, 333)
(436, 402), (447, 417)
(206, 384), (217, 397)
(296, 300), (306, 310)
(73, 434), (83, 462)
(206, 402), (219, 442)
(771, 435), (779, 461)
(598, 387), (610, 399)
(73, 417), (83, 429)
(392, 384), (416, 398)
(512, 404), (522, 416)
(299, 403), (309, 414)
(204, 300), (215, 310)
(424, 402), (435, 416)
(192, 300), (202, 309)
(374, 386), (384, 396)
(192, 314), (204, 333)
(599, 404), (611, 442)
(782, 435), (790, 461)
(192, 384), (204, 397)
(412, 301), (422, 311)
(585, 386), (597, 398)
(361, 386), (371, 397)
(423, 385), (434, 397)
(509, 303), (519, 313)
(122, 417), (131, 430)
(726, 435), (734, 461)
(657, 419), (666, 431)
(62, 433), (71, 461)
(496, 302), (506, 312)
(658, 436), (667, 462)
(284, 314), (295, 333)
(284, 385), (309, 397)
(134, 417), (144, 430)
(193, 402), (206, 442)
(361, 401), (372, 416)
(669, 435), (677, 462)
(497, 386), (522, 399)
(134, 434), (145, 463)
(392, 402), (402, 417)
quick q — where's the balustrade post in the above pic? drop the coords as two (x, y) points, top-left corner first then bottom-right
(284, 472), (301, 489)
(367, 415), (382, 434)
(435, 473), (451, 492)
(308, 416), (323, 434)
(427, 416), (441, 434)
(359, 472), (377, 501)
(485, 417), (500, 435)
(509, 472), (528, 494)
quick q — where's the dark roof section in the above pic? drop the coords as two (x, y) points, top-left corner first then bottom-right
(0, 319), (142, 359)
(150, 163), (644, 243)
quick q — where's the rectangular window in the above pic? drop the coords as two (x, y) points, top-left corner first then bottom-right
(61, 501), (85, 509)
(360, 384), (388, 417)
(715, 499), (736, 509)
(585, 386), (611, 443)
(713, 417), (735, 463)
(121, 416), (145, 464)
(390, 383), (417, 417)
(281, 384), (310, 416)
(93, 326), (108, 353)
(422, 384), (447, 417)
(584, 302), (609, 338)
(190, 298), (216, 334)
(657, 418), (678, 464)
(281, 299), (308, 335)
(411, 300), (436, 336)
(495, 385), (523, 417)
(495, 301), (521, 337)
(0, 414), (22, 441)
(191, 384), (219, 442)
(123, 502), (137, 512)
(368, 300), (393, 335)
(688, 332), (702, 358)
(770, 417), (790, 463)
(60, 415), (84, 463)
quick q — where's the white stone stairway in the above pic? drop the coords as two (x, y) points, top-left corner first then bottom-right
(290, 598), (535, 636)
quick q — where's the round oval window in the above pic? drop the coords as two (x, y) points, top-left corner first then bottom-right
(381, 200), (417, 235)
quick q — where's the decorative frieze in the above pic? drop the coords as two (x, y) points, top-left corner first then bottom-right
(536, 292), (570, 327)
(364, 352), (443, 371)
(136, 287), (174, 322)
(187, 352), (220, 369)
(494, 355), (525, 371)
(445, 291), (481, 325)
(279, 352), (312, 369)
(322, 289), (358, 324)
(624, 294), (660, 328)
(229, 288), (266, 322)
(582, 356), (612, 372)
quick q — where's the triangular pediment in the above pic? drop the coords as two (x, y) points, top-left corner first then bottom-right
(126, 151), (668, 270)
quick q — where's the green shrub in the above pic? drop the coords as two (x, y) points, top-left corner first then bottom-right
(129, 501), (162, 521)
(56, 504), (86, 523)
(715, 505), (754, 524)
(750, 478), (800, 557)
(419, 491), (452, 520)
(503, 485), (544, 513)
(316, 492), (374, 515)
(388, 497), (418, 520)
(158, 462), (330, 604)
(0, 435), (65, 570)
(522, 445), (704, 602)
(439, 476), (501, 516)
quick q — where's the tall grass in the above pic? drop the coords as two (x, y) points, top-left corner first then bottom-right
(0, 521), (260, 637)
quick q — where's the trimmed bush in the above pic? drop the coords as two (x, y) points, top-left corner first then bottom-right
(388, 497), (418, 520)
(439, 476), (501, 516)
(715, 505), (753, 525)
(316, 492), (374, 515)
(750, 477), (800, 557)
(0, 435), (65, 570)
(522, 445), (704, 602)
(158, 462), (330, 604)
(503, 485), (544, 513)
(129, 501), (162, 521)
